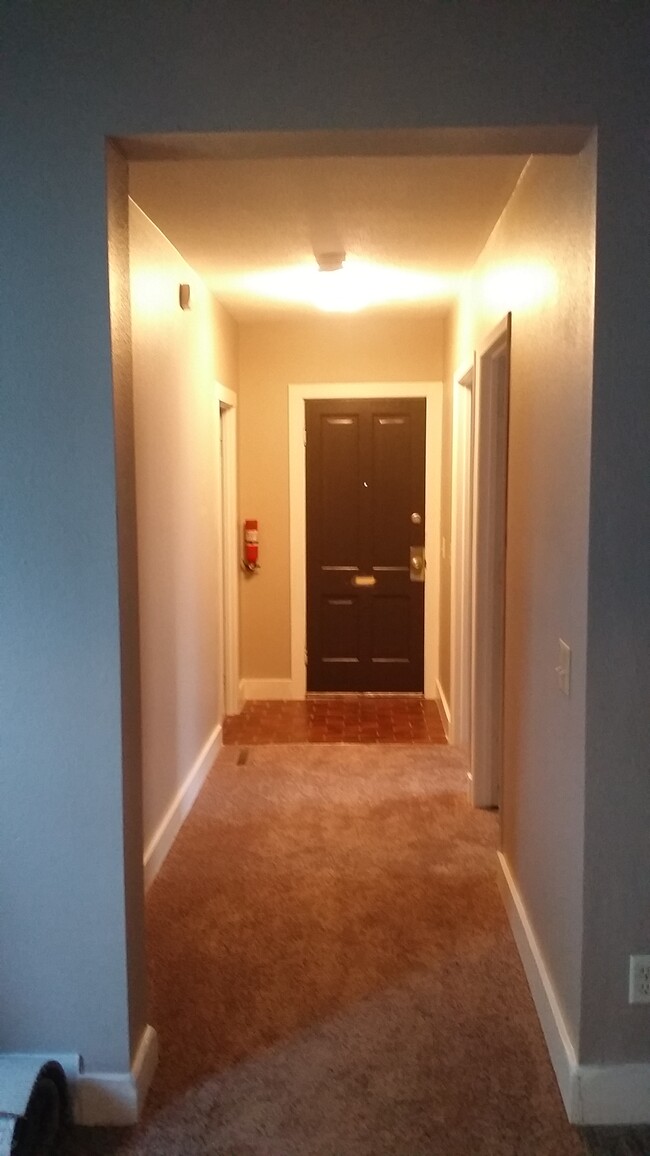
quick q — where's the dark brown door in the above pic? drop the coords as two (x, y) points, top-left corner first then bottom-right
(306, 397), (426, 692)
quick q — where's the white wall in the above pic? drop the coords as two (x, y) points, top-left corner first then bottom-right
(448, 143), (596, 1048)
(129, 202), (236, 870)
(2, 0), (650, 1116)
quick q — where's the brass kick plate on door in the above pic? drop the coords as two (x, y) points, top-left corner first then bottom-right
(410, 546), (425, 582)
(352, 575), (377, 587)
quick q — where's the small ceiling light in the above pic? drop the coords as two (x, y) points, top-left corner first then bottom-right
(316, 252), (346, 273)
(179, 283), (191, 310)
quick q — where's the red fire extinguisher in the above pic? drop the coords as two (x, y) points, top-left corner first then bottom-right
(243, 519), (260, 572)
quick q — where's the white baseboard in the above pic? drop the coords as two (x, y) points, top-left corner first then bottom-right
(577, 1063), (650, 1126)
(143, 722), (222, 889)
(239, 678), (294, 701)
(497, 852), (578, 1116)
(435, 679), (451, 737)
(74, 1025), (158, 1126)
(497, 852), (650, 1124)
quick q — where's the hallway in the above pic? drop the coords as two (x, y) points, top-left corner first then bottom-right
(65, 741), (590, 1155)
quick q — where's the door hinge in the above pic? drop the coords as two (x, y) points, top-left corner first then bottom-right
(303, 428), (307, 448)
(304, 648), (308, 665)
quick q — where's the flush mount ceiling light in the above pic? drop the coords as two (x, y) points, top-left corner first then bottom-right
(316, 252), (346, 273)
(240, 257), (452, 314)
(313, 251), (365, 312)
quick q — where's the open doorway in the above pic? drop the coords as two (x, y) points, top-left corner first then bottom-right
(111, 126), (598, 1130)
(123, 128), (590, 873)
(450, 319), (511, 808)
(450, 361), (475, 756)
(470, 316), (511, 809)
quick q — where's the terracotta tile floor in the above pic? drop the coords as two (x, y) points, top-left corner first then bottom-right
(223, 695), (447, 745)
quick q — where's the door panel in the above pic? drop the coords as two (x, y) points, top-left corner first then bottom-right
(370, 414), (413, 568)
(306, 397), (425, 692)
(321, 595), (360, 662)
(320, 415), (361, 565)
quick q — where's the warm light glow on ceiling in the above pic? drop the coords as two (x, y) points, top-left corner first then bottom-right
(240, 257), (452, 313)
(481, 263), (557, 312)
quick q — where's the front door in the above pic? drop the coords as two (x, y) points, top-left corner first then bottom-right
(306, 397), (426, 692)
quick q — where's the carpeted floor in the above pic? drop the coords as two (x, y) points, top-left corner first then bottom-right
(61, 744), (649, 1155)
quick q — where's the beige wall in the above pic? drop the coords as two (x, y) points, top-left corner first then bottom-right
(130, 200), (237, 855)
(238, 313), (445, 680)
(446, 143), (596, 1045)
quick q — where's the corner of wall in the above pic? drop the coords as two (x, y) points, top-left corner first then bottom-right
(105, 138), (148, 1058)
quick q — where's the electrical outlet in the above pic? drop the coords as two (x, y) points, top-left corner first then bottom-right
(629, 955), (650, 1003)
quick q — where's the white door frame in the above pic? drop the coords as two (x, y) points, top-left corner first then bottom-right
(288, 381), (443, 700)
(469, 316), (511, 807)
(215, 382), (241, 717)
(449, 361), (475, 753)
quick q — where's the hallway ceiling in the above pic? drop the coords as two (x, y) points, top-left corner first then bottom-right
(129, 153), (528, 320)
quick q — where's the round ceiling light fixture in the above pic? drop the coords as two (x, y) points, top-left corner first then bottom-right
(316, 251), (346, 273)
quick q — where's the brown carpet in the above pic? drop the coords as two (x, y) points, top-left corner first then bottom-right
(61, 744), (646, 1155)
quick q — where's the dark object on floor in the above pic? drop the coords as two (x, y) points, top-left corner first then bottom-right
(581, 1126), (650, 1155)
(9, 1063), (68, 1156)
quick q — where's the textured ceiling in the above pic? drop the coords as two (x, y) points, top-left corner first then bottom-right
(129, 154), (529, 319)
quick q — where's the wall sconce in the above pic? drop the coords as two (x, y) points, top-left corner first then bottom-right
(179, 283), (191, 310)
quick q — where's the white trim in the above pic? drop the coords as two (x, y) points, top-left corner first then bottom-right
(577, 1064), (650, 1127)
(143, 722), (222, 888)
(288, 382), (443, 700)
(449, 362), (474, 750)
(239, 678), (294, 701)
(215, 382), (237, 408)
(214, 383), (240, 718)
(498, 853), (650, 1125)
(435, 678), (451, 737)
(497, 851), (577, 1117)
(470, 317), (510, 808)
(74, 1025), (158, 1126)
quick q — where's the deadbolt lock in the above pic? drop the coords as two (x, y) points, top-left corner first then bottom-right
(409, 545), (425, 582)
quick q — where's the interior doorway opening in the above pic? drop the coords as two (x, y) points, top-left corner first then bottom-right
(108, 123), (598, 1127)
(119, 128), (591, 889)
(450, 319), (512, 808)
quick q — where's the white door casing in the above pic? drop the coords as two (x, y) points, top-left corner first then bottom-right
(215, 382), (240, 717)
